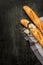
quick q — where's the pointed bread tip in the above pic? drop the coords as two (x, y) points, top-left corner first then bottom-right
(20, 19), (29, 27)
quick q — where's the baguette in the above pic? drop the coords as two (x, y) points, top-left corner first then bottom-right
(20, 19), (43, 47)
(23, 6), (43, 33)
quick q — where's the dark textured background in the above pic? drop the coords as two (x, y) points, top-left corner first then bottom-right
(0, 0), (43, 65)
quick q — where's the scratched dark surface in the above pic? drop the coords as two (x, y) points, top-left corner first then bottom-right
(0, 0), (43, 65)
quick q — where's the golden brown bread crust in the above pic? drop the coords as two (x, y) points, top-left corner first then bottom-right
(30, 28), (43, 47)
(20, 19), (43, 47)
(23, 6), (43, 33)
(20, 19), (29, 27)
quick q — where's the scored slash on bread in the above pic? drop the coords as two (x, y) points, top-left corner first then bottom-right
(23, 6), (43, 33)
(20, 19), (43, 47)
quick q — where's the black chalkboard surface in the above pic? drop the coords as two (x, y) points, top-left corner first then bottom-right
(0, 0), (43, 65)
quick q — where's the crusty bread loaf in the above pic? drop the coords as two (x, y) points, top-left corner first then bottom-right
(23, 6), (43, 33)
(20, 19), (43, 47)
(30, 28), (43, 47)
